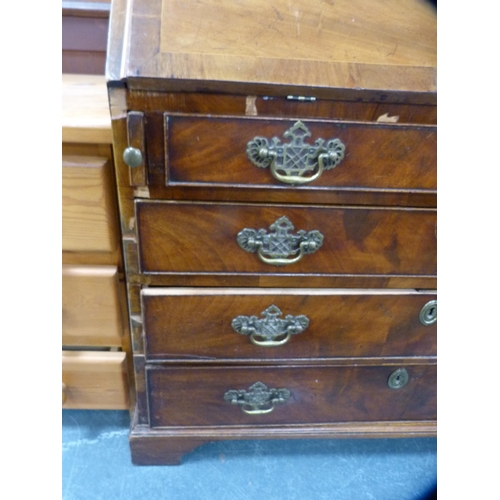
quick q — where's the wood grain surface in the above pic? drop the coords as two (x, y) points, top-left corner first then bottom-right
(62, 265), (123, 346)
(136, 201), (437, 277)
(142, 290), (436, 360)
(62, 74), (112, 143)
(127, 91), (437, 124)
(105, 0), (438, 460)
(107, 0), (436, 100)
(62, 350), (128, 409)
(165, 116), (436, 191)
(147, 364), (437, 427)
(62, 155), (119, 252)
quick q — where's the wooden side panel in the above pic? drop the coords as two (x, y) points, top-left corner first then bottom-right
(127, 111), (147, 186)
(147, 364), (436, 427)
(136, 202), (437, 277)
(62, 351), (128, 409)
(62, 155), (119, 253)
(62, 266), (123, 346)
(142, 291), (437, 360)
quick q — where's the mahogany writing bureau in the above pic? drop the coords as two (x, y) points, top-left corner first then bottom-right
(106, 0), (437, 465)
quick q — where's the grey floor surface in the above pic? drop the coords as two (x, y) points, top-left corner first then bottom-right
(62, 410), (436, 500)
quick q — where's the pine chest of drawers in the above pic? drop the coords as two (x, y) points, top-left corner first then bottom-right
(106, 0), (437, 465)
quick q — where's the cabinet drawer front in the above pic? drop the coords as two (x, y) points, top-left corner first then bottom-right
(136, 201), (436, 277)
(62, 155), (118, 252)
(62, 351), (128, 409)
(147, 365), (436, 428)
(142, 289), (437, 360)
(166, 116), (436, 192)
(62, 266), (123, 347)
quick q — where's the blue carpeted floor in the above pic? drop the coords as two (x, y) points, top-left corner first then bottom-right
(62, 410), (436, 499)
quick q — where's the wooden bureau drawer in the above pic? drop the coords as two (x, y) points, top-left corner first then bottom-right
(147, 364), (436, 428)
(165, 116), (436, 194)
(142, 289), (436, 361)
(62, 351), (128, 409)
(136, 201), (436, 277)
(62, 265), (123, 346)
(62, 155), (118, 253)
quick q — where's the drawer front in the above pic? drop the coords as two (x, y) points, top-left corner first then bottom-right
(142, 289), (437, 360)
(165, 116), (436, 192)
(62, 351), (129, 409)
(147, 364), (436, 428)
(62, 155), (118, 253)
(62, 265), (123, 346)
(136, 201), (436, 277)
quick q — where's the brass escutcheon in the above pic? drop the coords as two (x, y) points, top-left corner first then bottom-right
(419, 300), (437, 326)
(246, 120), (345, 185)
(224, 382), (291, 415)
(236, 216), (323, 266)
(388, 368), (409, 389)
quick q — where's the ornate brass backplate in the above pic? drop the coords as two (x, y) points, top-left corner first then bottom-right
(232, 305), (310, 346)
(224, 382), (291, 415)
(246, 120), (345, 185)
(236, 216), (323, 266)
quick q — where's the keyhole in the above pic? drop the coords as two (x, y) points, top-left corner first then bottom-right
(419, 300), (437, 325)
(388, 368), (409, 389)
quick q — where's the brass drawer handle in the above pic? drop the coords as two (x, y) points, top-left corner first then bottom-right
(237, 216), (323, 266)
(232, 305), (309, 347)
(224, 382), (291, 415)
(246, 120), (345, 185)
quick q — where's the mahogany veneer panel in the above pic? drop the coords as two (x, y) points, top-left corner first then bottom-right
(127, 91), (437, 124)
(142, 289), (436, 361)
(147, 364), (437, 427)
(166, 116), (436, 192)
(136, 202), (436, 277)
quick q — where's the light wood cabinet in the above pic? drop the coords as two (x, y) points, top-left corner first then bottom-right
(62, 74), (128, 410)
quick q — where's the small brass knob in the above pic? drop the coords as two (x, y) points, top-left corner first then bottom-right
(123, 147), (143, 168)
